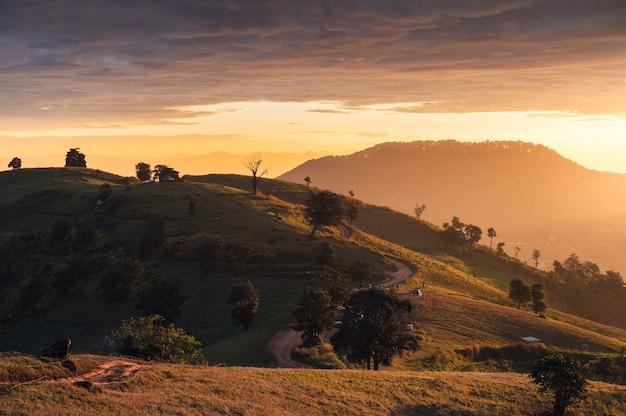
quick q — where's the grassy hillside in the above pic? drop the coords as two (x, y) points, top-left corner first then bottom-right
(2, 356), (626, 415)
(1, 169), (626, 370)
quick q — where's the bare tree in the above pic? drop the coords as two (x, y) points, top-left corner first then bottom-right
(414, 202), (426, 219)
(515, 246), (522, 260)
(243, 154), (268, 194)
(532, 249), (541, 268)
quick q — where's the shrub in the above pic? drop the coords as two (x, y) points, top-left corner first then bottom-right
(107, 315), (203, 364)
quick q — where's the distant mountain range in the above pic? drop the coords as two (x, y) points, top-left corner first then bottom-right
(279, 140), (626, 274)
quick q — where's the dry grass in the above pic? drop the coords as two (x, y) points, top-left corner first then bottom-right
(2, 358), (626, 415)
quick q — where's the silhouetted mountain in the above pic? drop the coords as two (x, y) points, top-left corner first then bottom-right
(279, 140), (626, 274)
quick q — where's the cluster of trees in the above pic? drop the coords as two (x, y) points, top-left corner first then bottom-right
(547, 253), (626, 327)
(290, 258), (418, 371)
(136, 162), (180, 182)
(508, 278), (547, 313)
(440, 216), (483, 254)
(305, 189), (361, 236)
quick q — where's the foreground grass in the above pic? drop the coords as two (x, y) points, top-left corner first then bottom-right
(2, 358), (626, 415)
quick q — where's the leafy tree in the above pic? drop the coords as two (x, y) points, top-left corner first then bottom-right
(107, 315), (203, 363)
(152, 164), (179, 182)
(312, 266), (351, 307)
(331, 287), (418, 370)
(487, 227), (497, 249)
(463, 224), (482, 250)
(532, 249), (541, 268)
(243, 153), (268, 194)
(304, 176), (311, 188)
(8, 157), (22, 170)
(305, 190), (345, 236)
(531, 353), (587, 416)
(531, 283), (547, 314)
(348, 260), (372, 287)
(496, 241), (506, 256)
(135, 162), (152, 181)
(65, 148), (87, 167)
(414, 202), (426, 219)
(290, 287), (336, 347)
(229, 280), (260, 332)
(508, 278), (531, 309)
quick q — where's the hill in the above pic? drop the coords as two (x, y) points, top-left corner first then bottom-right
(278, 140), (626, 275)
(2, 356), (626, 415)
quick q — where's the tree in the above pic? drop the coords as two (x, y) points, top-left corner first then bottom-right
(8, 157), (22, 170)
(531, 353), (587, 416)
(305, 190), (345, 236)
(107, 315), (203, 363)
(531, 283), (547, 314)
(331, 287), (418, 370)
(344, 198), (360, 224)
(312, 266), (351, 307)
(508, 278), (531, 309)
(414, 202), (426, 219)
(243, 154), (268, 194)
(514, 246), (522, 260)
(65, 148), (86, 167)
(532, 249), (541, 268)
(348, 260), (372, 287)
(135, 162), (152, 181)
(487, 227), (497, 249)
(463, 224), (482, 250)
(304, 176), (311, 188)
(228, 280), (260, 332)
(152, 164), (179, 182)
(290, 287), (336, 347)
(497, 241), (505, 256)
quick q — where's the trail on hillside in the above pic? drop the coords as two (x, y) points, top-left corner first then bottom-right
(74, 359), (150, 384)
(268, 250), (413, 368)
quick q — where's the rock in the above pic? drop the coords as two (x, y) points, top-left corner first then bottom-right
(40, 338), (72, 359)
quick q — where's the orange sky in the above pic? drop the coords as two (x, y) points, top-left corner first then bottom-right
(1, 1), (625, 176)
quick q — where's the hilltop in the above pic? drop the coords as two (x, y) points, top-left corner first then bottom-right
(278, 140), (626, 274)
(1, 167), (626, 414)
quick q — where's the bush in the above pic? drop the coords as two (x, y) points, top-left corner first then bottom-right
(107, 315), (203, 364)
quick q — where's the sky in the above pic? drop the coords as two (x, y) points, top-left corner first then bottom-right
(1, 0), (625, 176)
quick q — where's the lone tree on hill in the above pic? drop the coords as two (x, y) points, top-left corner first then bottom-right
(304, 176), (311, 188)
(65, 148), (86, 167)
(8, 157), (22, 170)
(531, 353), (587, 416)
(487, 227), (497, 249)
(243, 153), (268, 194)
(135, 162), (152, 181)
(290, 287), (336, 347)
(531, 283), (547, 314)
(305, 190), (345, 236)
(414, 201), (426, 219)
(229, 280), (260, 332)
(331, 287), (418, 370)
(532, 249), (541, 268)
(508, 278), (531, 309)
(152, 164), (180, 182)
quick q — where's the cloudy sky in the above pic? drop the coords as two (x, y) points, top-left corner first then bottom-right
(1, 0), (625, 175)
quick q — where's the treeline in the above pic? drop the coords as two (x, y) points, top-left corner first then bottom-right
(547, 253), (626, 328)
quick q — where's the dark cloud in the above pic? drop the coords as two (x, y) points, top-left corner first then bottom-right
(1, 0), (625, 125)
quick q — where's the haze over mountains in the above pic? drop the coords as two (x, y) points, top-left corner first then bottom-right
(279, 140), (626, 274)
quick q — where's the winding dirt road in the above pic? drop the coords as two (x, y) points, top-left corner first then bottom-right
(267, 255), (413, 368)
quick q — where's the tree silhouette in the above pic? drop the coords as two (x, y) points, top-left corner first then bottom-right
(532, 249), (541, 268)
(65, 148), (86, 167)
(508, 278), (530, 309)
(531, 283), (546, 314)
(8, 157), (22, 170)
(229, 280), (260, 332)
(531, 353), (587, 416)
(331, 287), (418, 370)
(243, 154), (268, 194)
(487, 227), (497, 249)
(290, 287), (335, 347)
(414, 202), (426, 219)
(304, 176), (311, 188)
(135, 162), (152, 181)
(305, 190), (344, 236)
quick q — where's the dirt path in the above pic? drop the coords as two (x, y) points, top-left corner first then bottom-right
(267, 254), (413, 368)
(72, 359), (151, 384)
